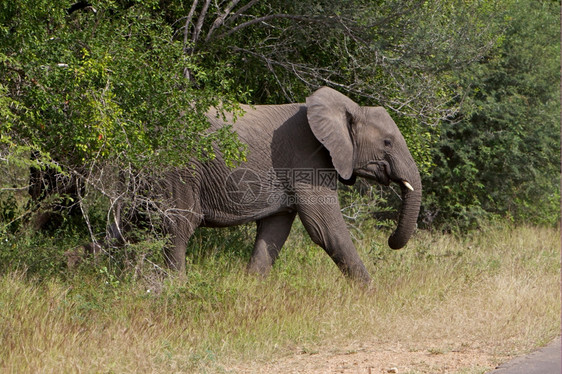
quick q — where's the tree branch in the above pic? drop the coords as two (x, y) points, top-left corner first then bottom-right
(183, 0), (199, 53)
(217, 14), (329, 40)
(204, 0), (242, 43)
(223, 0), (259, 26)
(191, 0), (211, 46)
(182, 0), (200, 79)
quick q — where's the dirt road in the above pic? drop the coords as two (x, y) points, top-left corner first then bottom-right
(231, 341), (505, 373)
(230, 338), (561, 373)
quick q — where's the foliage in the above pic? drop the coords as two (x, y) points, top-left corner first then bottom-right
(0, 1), (246, 170)
(422, 0), (561, 230)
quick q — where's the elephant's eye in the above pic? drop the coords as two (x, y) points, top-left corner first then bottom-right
(384, 139), (392, 147)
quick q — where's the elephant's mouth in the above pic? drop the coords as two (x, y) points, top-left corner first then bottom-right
(356, 160), (391, 186)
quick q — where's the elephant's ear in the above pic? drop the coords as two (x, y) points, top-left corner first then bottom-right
(306, 87), (362, 180)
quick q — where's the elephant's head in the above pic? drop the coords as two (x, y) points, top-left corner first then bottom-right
(306, 87), (422, 249)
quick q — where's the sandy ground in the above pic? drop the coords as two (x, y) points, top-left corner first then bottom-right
(228, 340), (510, 374)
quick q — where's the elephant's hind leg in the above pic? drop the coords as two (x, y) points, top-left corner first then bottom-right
(164, 211), (202, 273)
(162, 178), (203, 274)
(247, 211), (297, 276)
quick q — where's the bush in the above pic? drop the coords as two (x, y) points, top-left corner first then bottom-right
(421, 0), (560, 230)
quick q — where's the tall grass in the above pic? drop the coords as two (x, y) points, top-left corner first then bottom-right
(0, 222), (559, 373)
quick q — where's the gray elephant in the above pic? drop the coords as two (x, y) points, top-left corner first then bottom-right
(158, 87), (421, 284)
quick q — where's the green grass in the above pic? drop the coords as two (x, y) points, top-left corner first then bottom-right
(0, 222), (560, 373)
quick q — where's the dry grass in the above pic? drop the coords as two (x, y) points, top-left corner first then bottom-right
(0, 223), (559, 373)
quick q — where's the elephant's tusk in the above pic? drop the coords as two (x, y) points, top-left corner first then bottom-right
(403, 181), (414, 191)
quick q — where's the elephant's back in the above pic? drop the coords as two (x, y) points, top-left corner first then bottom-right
(238, 104), (326, 162)
(229, 104), (305, 140)
(207, 103), (317, 165)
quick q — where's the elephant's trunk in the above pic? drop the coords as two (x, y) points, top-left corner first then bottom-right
(387, 170), (422, 250)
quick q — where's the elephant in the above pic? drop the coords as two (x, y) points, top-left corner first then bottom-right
(156, 87), (421, 284)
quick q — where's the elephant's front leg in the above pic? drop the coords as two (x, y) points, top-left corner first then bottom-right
(247, 211), (297, 276)
(297, 198), (371, 284)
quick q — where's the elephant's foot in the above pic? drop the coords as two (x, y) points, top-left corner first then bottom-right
(247, 253), (274, 277)
(345, 263), (372, 286)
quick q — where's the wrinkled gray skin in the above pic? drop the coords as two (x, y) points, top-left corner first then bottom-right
(161, 87), (421, 284)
